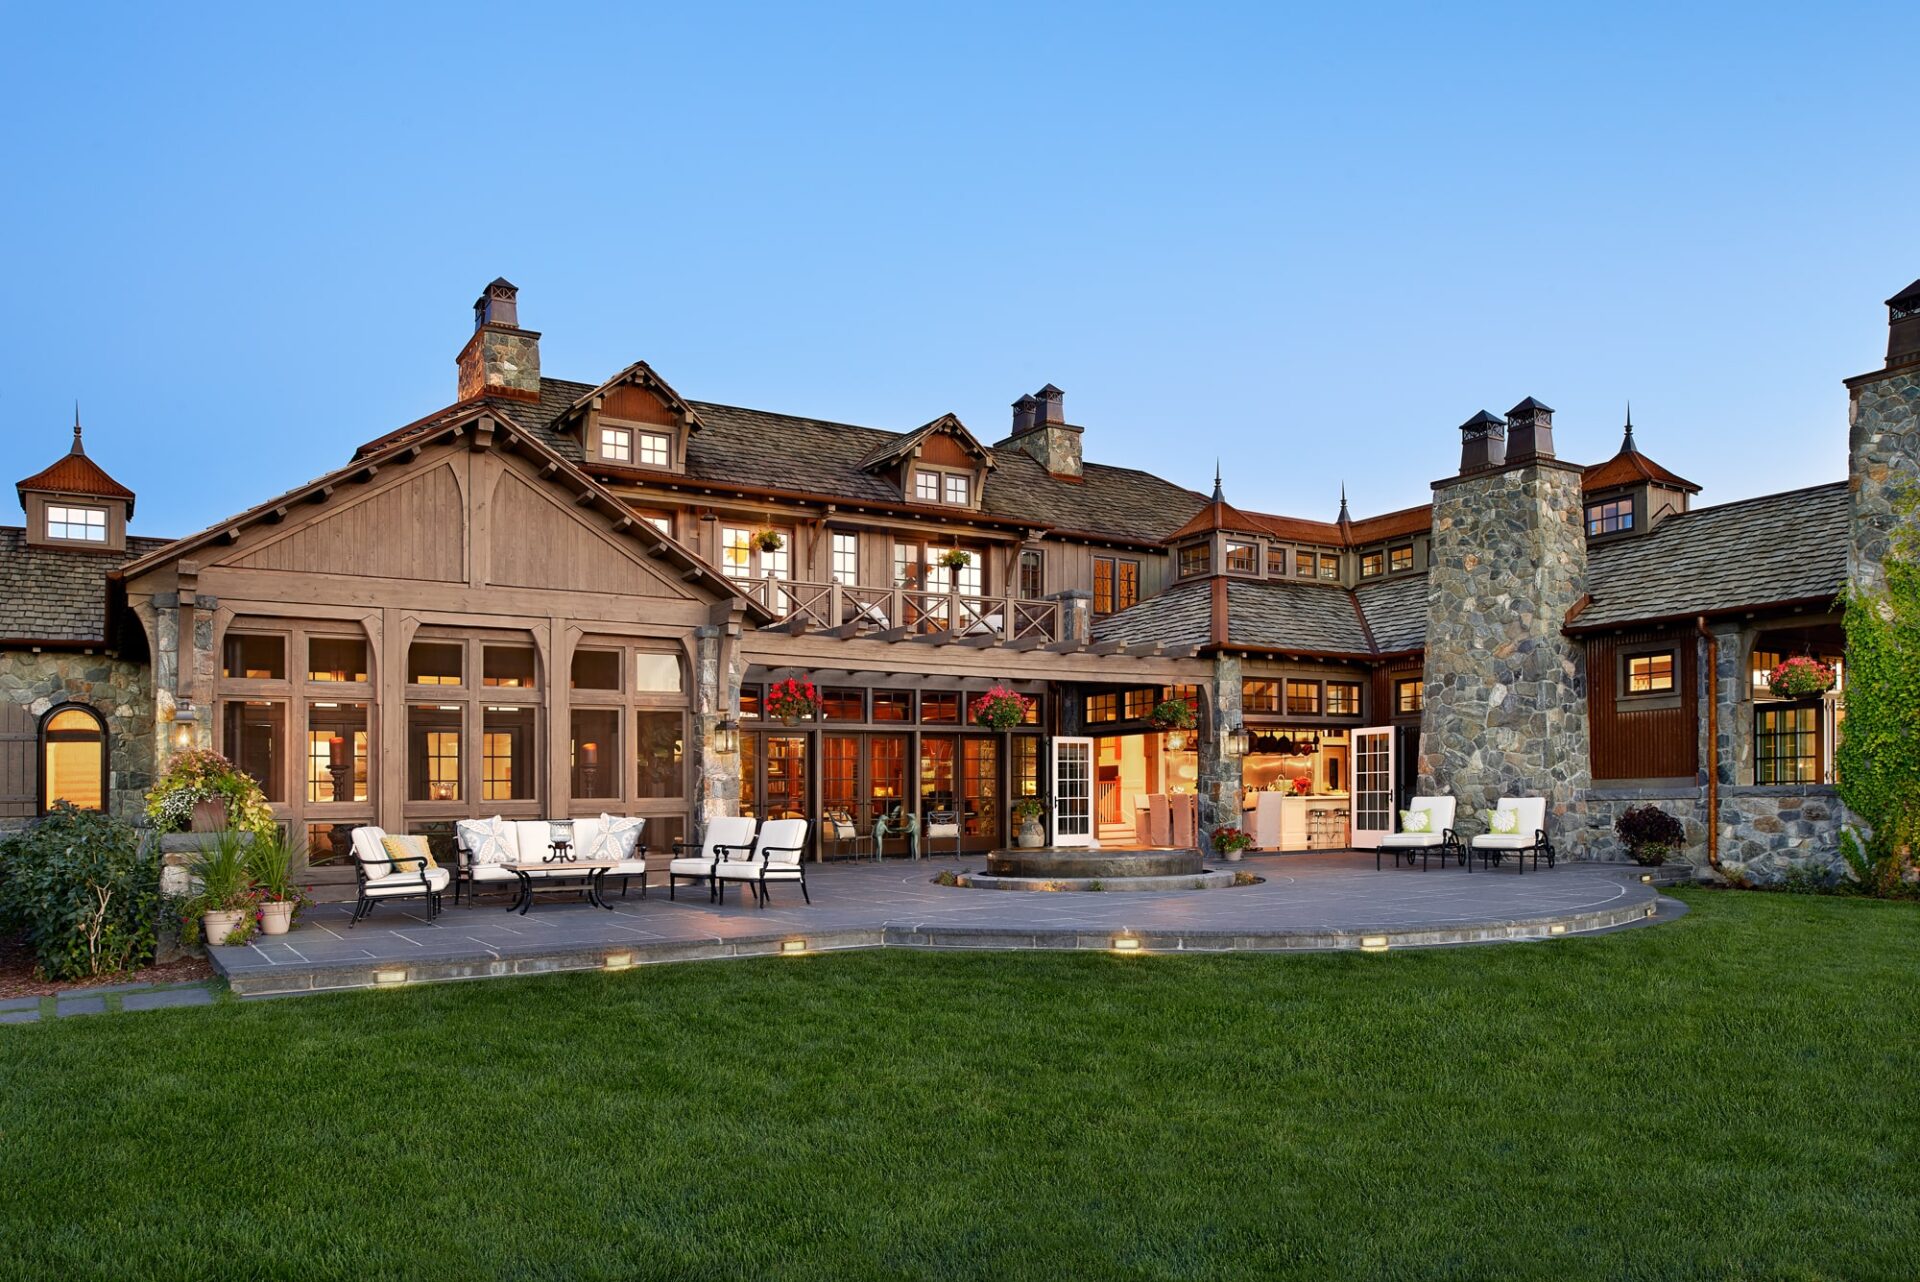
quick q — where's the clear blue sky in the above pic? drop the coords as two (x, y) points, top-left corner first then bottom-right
(3, 2), (1914, 539)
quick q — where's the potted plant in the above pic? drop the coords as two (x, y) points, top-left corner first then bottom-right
(1767, 655), (1837, 700)
(939, 548), (973, 570)
(182, 829), (256, 948)
(1211, 825), (1255, 862)
(1151, 699), (1197, 731)
(754, 528), (785, 553)
(1291, 776), (1312, 797)
(245, 827), (311, 936)
(146, 748), (275, 839)
(1615, 804), (1686, 867)
(765, 675), (821, 725)
(1012, 797), (1048, 848)
(969, 685), (1033, 731)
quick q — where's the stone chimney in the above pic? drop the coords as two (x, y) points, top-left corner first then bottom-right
(1009, 383), (1084, 478)
(456, 277), (541, 403)
(1886, 279), (1920, 370)
(1848, 277), (1920, 593)
(1457, 410), (1507, 474)
(1505, 397), (1556, 463)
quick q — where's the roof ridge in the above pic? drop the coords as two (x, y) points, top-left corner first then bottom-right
(1637, 478), (1847, 524)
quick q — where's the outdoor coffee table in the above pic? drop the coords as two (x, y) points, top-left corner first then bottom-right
(503, 861), (617, 915)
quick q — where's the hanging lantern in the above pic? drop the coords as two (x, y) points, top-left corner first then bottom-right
(1222, 724), (1252, 757)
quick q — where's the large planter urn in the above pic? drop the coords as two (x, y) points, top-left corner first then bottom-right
(189, 797), (230, 833)
(1017, 818), (1045, 849)
(202, 909), (246, 946)
(258, 901), (296, 935)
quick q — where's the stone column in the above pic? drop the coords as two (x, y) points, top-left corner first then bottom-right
(1054, 589), (1092, 644)
(1196, 653), (1243, 842)
(1417, 459), (1591, 830)
(1847, 367), (1920, 594)
(691, 624), (742, 826)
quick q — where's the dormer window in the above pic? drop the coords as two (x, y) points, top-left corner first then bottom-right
(601, 427), (632, 462)
(1360, 550), (1384, 579)
(46, 504), (108, 543)
(1586, 497), (1634, 536)
(599, 425), (672, 468)
(1390, 545), (1413, 573)
(911, 467), (973, 507)
(1223, 540), (1259, 574)
(1178, 544), (1209, 577)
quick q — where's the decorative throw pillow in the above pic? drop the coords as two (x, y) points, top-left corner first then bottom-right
(1400, 808), (1432, 834)
(1488, 808), (1521, 835)
(380, 834), (435, 875)
(590, 814), (646, 864)
(456, 816), (513, 865)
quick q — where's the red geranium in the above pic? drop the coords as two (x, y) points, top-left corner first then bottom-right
(766, 676), (821, 723)
(969, 685), (1034, 731)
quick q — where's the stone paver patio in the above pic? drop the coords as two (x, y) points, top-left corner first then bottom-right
(209, 852), (1674, 996)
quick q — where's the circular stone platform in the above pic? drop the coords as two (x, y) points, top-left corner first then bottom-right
(984, 845), (1205, 878)
(953, 868), (1254, 892)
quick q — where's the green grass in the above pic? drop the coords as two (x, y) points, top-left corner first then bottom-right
(2, 891), (1917, 1281)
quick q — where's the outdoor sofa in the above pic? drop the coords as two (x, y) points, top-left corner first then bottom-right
(452, 816), (649, 906)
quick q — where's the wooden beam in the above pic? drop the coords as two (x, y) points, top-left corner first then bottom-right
(1123, 641), (1165, 657)
(783, 616), (810, 638)
(680, 567), (707, 583)
(1044, 638), (1087, 654)
(355, 463), (379, 483)
(1087, 640), (1127, 656)
(266, 505), (288, 524)
(309, 485), (333, 504)
(959, 634), (1002, 649)
(648, 541), (673, 560)
(875, 625), (915, 643)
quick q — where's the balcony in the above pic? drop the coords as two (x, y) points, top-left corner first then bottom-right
(729, 577), (1064, 645)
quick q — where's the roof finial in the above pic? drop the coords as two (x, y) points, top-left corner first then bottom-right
(71, 401), (84, 455)
(1622, 401), (1636, 453)
(1339, 481), (1349, 518)
(1211, 460), (1224, 503)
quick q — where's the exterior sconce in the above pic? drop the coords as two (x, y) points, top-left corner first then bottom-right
(1222, 724), (1252, 757)
(170, 702), (198, 751)
(715, 719), (740, 755)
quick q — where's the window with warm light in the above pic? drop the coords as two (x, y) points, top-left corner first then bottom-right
(482, 646), (536, 689)
(1093, 556), (1141, 614)
(1295, 549), (1316, 578)
(224, 700), (287, 803)
(1626, 651), (1676, 694)
(1318, 554), (1340, 580)
(482, 706), (536, 801)
(1360, 550), (1384, 579)
(1084, 693), (1119, 723)
(408, 706), (462, 802)
(1019, 549), (1044, 599)
(1750, 648), (1781, 692)
(308, 637), (368, 683)
(1586, 498), (1634, 536)
(1326, 682), (1361, 716)
(570, 709), (620, 799)
(720, 526), (755, 579)
(222, 634), (285, 680)
(1286, 680), (1320, 715)
(1390, 545), (1414, 573)
(1396, 678), (1423, 714)
(306, 703), (369, 803)
(600, 426), (633, 463)
(407, 641), (462, 686)
(45, 504), (107, 542)
(1178, 544), (1209, 577)
(1224, 541), (1259, 574)
(830, 532), (859, 585)
(1242, 680), (1281, 713)
(40, 707), (106, 812)
(1755, 705), (1819, 783)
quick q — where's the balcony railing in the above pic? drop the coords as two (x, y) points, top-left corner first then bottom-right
(729, 576), (1063, 644)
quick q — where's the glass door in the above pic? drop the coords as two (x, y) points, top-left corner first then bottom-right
(1051, 736), (1094, 847)
(1350, 726), (1394, 849)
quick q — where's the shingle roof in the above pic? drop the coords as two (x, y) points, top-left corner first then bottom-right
(1354, 574), (1428, 652)
(0, 528), (171, 644)
(1225, 579), (1374, 654)
(1091, 578), (1214, 648)
(1578, 482), (1848, 629)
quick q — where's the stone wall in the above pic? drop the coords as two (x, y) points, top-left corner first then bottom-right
(1197, 653), (1243, 841)
(1847, 369), (1920, 593)
(1418, 459), (1591, 825)
(0, 651), (155, 832)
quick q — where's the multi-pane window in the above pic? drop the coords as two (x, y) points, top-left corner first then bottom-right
(920, 692), (960, 724)
(1093, 556), (1141, 615)
(638, 512), (672, 536)
(308, 637), (369, 682)
(1360, 551), (1384, 579)
(1626, 651), (1676, 694)
(1295, 550), (1316, 578)
(1178, 544), (1209, 577)
(1326, 682), (1361, 716)
(306, 703), (369, 803)
(1019, 549), (1044, 599)
(600, 427), (632, 463)
(1390, 546), (1414, 573)
(830, 532), (859, 585)
(913, 471), (942, 503)
(1085, 693), (1119, 723)
(46, 505), (106, 542)
(1319, 554), (1340, 580)
(1750, 649), (1781, 692)
(636, 431), (670, 467)
(1755, 705), (1819, 784)
(223, 634), (286, 680)
(1285, 680), (1320, 715)
(1586, 498), (1634, 536)
(1224, 541), (1259, 574)
(41, 707), (106, 811)
(721, 527), (786, 581)
(1123, 689), (1155, 720)
(944, 473), (970, 505)
(1242, 680), (1281, 713)
(1395, 679), (1423, 714)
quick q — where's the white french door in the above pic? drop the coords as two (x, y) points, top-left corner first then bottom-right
(1350, 726), (1395, 850)
(1050, 736), (1094, 847)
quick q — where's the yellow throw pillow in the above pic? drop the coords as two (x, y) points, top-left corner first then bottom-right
(380, 834), (436, 875)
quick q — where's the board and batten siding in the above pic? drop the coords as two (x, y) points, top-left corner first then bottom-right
(233, 464), (466, 582)
(1586, 626), (1699, 781)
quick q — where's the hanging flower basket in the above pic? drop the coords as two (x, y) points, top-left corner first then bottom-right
(969, 685), (1033, 731)
(1151, 699), (1197, 731)
(755, 529), (785, 553)
(765, 676), (821, 724)
(939, 549), (973, 570)
(1767, 656), (1836, 700)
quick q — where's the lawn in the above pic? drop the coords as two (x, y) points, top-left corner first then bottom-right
(1, 891), (1916, 1282)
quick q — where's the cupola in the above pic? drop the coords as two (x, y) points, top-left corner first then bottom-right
(1887, 278), (1920, 370)
(16, 409), (136, 551)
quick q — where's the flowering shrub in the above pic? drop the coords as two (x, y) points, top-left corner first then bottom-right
(1767, 656), (1836, 700)
(1151, 699), (1196, 730)
(969, 686), (1033, 731)
(145, 749), (275, 837)
(1210, 825), (1254, 856)
(765, 676), (821, 723)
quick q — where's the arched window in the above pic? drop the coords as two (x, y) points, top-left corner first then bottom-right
(41, 705), (107, 813)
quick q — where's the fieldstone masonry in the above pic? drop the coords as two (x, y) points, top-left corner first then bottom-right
(1847, 369), (1920, 593)
(0, 653), (154, 832)
(1418, 458), (1591, 833)
(1198, 653), (1243, 840)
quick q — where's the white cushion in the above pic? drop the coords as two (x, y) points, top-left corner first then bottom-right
(349, 826), (391, 876)
(1379, 832), (1444, 848)
(606, 859), (648, 876)
(1471, 833), (1531, 850)
(1401, 797), (1456, 835)
(569, 818), (605, 860)
(701, 817), (758, 863)
(757, 865), (804, 881)
(511, 820), (559, 862)
(1491, 797), (1546, 838)
(457, 817), (515, 865)
(755, 818), (810, 867)
(714, 862), (764, 881)
(587, 814), (646, 863)
(364, 866), (450, 893)
(468, 865), (519, 883)
(669, 858), (716, 876)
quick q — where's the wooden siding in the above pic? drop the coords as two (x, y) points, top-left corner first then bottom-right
(917, 434), (974, 468)
(487, 470), (689, 598)
(235, 464), (465, 582)
(602, 384), (676, 425)
(0, 702), (35, 818)
(1588, 626), (1699, 780)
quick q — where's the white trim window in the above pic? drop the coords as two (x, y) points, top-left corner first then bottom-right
(830, 532), (859, 585)
(636, 431), (670, 467)
(600, 427), (633, 463)
(46, 504), (107, 542)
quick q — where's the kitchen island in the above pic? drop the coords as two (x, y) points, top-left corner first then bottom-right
(1242, 791), (1351, 852)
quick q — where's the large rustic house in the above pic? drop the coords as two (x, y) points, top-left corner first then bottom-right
(4, 277), (1915, 891)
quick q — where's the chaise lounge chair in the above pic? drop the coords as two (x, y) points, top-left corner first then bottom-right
(1376, 797), (1462, 870)
(1469, 798), (1554, 873)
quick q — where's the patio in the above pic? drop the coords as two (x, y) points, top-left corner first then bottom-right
(210, 852), (1672, 995)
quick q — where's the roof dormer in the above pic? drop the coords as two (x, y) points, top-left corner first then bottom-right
(561, 360), (706, 476)
(859, 413), (994, 511)
(1581, 409), (1701, 541)
(16, 410), (135, 552)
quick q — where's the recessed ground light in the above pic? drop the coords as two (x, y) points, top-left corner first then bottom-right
(1360, 936), (1389, 953)
(372, 968), (408, 986)
(1548, 923), (1568, 936)
(781, 939), (807, 955)
(1639, 873), (1655, 884)
(1111, 936), (1141, 952)
(604, 951), (634, 970)
(1645, 905), (1657, 918)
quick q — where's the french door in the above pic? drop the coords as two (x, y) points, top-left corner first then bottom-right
(1051, 736), (1094, 847)
(1350, 726), (1395, 849)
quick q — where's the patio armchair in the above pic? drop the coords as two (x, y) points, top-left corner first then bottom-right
(1376, 797), (1463, 871)
(1469, 798), (1554, 873)
(348, 826), (449, 926)
(668, 816), (758, 902)
(713, 818), (812, 907)
(825, 808), (866, 861)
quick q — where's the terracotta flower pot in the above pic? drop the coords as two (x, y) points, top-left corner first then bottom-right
(259, 901), (296, 935)
(202, 909), (245, 946)
(190, 797), (230, 833)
